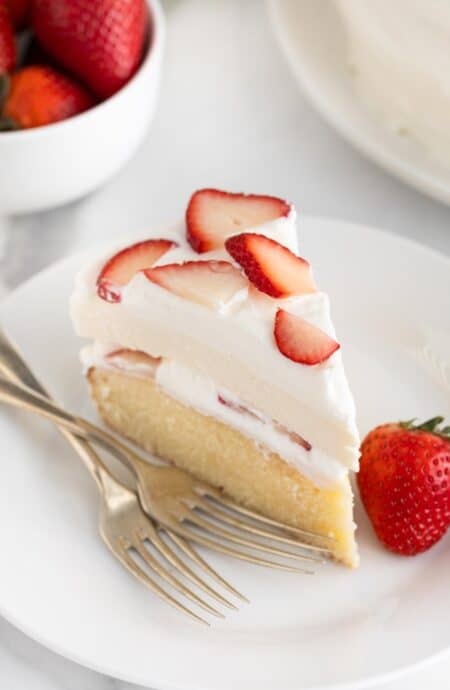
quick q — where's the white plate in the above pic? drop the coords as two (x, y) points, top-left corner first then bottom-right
(0, 217), (450, 690)
(268, 0), (450, 206)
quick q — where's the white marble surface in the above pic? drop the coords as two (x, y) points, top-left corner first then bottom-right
(0, 0), (450, 688)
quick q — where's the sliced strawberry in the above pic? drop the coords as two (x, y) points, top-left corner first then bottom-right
(218, 392), (313, 450)
(143, 260), (248, 311)
(186, 188), (291, 253)
(225, 232), (316, 298)
(274, 422), (312, 451)
(106, 348), (161, 376)
(217, 394), (263, 421)
(274, 309), (340, 365)
(97, 239), (177, 303)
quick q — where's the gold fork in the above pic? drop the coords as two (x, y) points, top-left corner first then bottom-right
(0, 366), (331, 573)
(0, 329), (249, 625)
(0, 328), (332, 560)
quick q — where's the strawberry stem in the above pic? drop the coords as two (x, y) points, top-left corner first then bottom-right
(400, 416), (450, 439)
(416, 416), (444, 431)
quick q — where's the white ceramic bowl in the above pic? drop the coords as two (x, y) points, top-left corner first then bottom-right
(0, 0), (164, 215)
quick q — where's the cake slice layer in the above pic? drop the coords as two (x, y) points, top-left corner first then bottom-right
(88, 366), (358, 567)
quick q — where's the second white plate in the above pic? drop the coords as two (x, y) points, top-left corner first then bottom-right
(268, 0), (450, 206)
(0, 217), (450, 689)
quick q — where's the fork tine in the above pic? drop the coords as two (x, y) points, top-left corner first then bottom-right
(195, 498), (330, 555)
(118, 549), (209, 625)
(165, 529), (250, 603)
(202, 489), (334, 542)
(147, 528), (238, 610)
(134, 541), (225, 619)
(186, 512), (321, 564)
(170, 524), (314, 574)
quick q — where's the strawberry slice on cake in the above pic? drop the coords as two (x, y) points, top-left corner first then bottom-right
(225, 232), (316, 298)
(186, 188), (292, 253)
(143, 260), (248, 311)
(97, 239), (177, 303)
(274, 309), (340, 365)
(71, 188), (360, 567)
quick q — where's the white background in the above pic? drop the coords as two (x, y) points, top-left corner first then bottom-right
(0, 1), (449, 688)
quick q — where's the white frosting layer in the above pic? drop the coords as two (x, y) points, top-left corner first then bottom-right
(71, 209), (360, 483)
(336, 0), (450, 166)
(81, 342), (348, 487)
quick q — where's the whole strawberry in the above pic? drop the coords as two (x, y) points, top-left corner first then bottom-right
(0, 3), (15, 74)
(0, 65), (95, 130)
(7, 0), (31, 30)
(358, 417), (450, 556)
(32, 0), (148, 99)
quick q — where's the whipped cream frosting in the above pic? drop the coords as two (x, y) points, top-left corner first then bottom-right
(71, 208), (360, 485)
(336, 0), (450, 166)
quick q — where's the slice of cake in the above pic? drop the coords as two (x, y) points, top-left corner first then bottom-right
(71, 189), (360, 567)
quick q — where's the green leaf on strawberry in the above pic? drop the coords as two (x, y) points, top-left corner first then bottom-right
(399, 416), (450, 438)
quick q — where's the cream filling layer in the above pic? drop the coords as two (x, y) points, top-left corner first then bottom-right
(82, 343), (348, 487)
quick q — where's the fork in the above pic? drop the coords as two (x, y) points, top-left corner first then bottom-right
(0, 349), (331, 569)
(0, 329), (249, 625)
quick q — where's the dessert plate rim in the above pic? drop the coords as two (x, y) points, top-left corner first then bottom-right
(267, 0), (450, 207)
(0, 216), (450, 690)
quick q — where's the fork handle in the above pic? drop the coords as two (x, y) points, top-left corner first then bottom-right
(0, 332), (145, 475)
(0, 375), (83, 428)
(0, 330), (112, 490)
(0, 329), (47, 395)
(0, 370), (138, 474)
(0, 334), (149, 475)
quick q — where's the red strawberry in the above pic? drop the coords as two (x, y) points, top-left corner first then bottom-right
(143, 260), (248, 311)
(0, 66), (94, 131)
(225, 232), (316, 298)
(218, 394), (263, 422)
(32, 0), (148, 99)
(274, 308), (340, 365)
(274, 422), (312, 452)
(23, 36), (57, 68)
(0, 4), (15, 74)
(97, 239), (176, 303)
(105, 348), (161, 375)
(186, 188), (291, 253)
(218, 393), (312, 451)
(7, 0), (30, 29)
(358, 417), (450, 556)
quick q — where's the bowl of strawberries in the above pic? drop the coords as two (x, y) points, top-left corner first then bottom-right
(0, 0), (164, 214)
